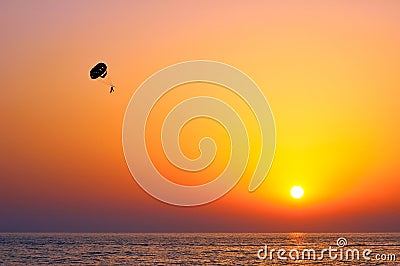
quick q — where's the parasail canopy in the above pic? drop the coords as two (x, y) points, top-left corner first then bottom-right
(90, 62), (107, 79)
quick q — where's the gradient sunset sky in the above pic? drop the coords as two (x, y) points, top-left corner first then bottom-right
(1, 1), (399, 232)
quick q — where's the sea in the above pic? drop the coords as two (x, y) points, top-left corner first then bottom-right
(0, 233), (398, 265)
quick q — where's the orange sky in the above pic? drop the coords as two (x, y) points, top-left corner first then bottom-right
(0, 1), (399, 232)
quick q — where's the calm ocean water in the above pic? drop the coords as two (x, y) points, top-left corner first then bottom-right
(0, 233), (398, 265)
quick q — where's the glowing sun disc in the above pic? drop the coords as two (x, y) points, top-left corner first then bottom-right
(290, 186), (304, 199)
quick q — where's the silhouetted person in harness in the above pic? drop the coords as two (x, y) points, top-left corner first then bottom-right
(110, 86), (114, 93)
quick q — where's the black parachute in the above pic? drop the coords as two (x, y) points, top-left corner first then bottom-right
(90, 62), (115, 93)
(90, 62), (107, 79)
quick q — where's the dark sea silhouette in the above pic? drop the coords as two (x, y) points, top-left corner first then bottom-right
(0, 233), (398, 265)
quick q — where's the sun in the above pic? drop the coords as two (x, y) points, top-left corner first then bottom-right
(290, 186), (304, 199)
